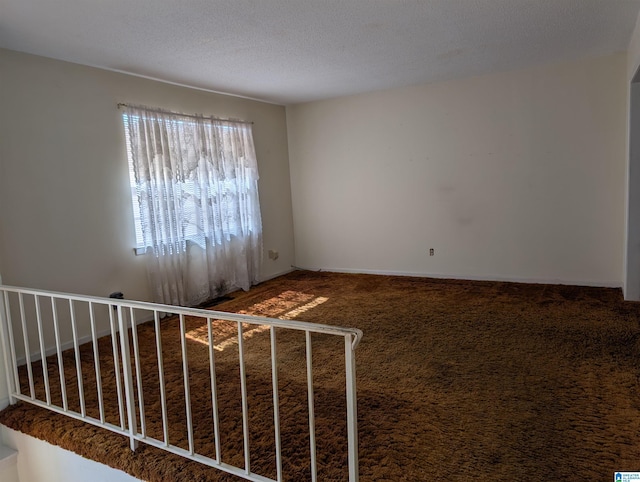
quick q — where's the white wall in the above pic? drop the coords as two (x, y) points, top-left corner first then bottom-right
(287, 53), (627, 286)
(0, 48), (294, 299)
(0, 441), (18, 482)
(0, 343), (8, 409)
(0, 48), (295, 403)
(1, 426), (140, 482)
(625, 10), (640, 300)
(628, 12), (640, 83)
(0, 272), (7, 407)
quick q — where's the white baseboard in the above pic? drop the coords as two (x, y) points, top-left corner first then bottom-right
(258, 267), (295, 284)
(0, 397), (9, 411)
(9, 266), (622, 368)
(292, 265), (622, 289)
(16, 312), (154, 367)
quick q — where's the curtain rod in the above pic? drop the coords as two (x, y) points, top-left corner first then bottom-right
(117, 103), (253, 125)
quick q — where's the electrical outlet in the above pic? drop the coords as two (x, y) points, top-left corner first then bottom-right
(429, 248), (435, 256)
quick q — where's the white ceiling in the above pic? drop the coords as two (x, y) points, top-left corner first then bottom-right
(1, 0), (639, 105)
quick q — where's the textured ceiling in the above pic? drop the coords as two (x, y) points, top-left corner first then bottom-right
(1, 0), (639, 105)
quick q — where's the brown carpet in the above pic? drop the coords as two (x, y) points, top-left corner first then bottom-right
(1, 270), (640, 481)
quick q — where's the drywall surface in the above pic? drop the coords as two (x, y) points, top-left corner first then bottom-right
(625, 9), (640, 300)
(0, 442), (18, 482)
(0, 49), (295, 412)
(0, 343), (7, 410)
(1, 426), (140, 482)
(0, 48), (294, 301)
(626, 83), (640, 300)
(287, 53), (626, 286)
(628, 11), (640, 82)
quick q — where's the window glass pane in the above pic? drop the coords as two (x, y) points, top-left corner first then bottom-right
(121, 109), (260, 252)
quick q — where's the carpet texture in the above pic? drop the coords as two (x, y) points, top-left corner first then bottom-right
(1, 271), (640, 481)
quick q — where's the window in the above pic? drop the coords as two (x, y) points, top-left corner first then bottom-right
(121, 106), (262, 256)
(120, 104), (263, 306)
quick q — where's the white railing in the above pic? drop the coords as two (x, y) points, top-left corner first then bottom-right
(0, 285), (362, 481)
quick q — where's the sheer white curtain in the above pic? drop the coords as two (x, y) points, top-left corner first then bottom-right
(122, 105), (262, 306)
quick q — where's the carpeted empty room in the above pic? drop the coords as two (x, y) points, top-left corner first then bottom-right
(1, 270), (639, 481)
(4, 3), (640, 481)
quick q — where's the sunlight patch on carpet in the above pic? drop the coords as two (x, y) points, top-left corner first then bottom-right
(185, 291), (329, 350)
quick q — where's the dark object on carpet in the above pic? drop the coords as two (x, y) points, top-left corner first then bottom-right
(1, 271), (640, 481)
(197, 295), (233, 309)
